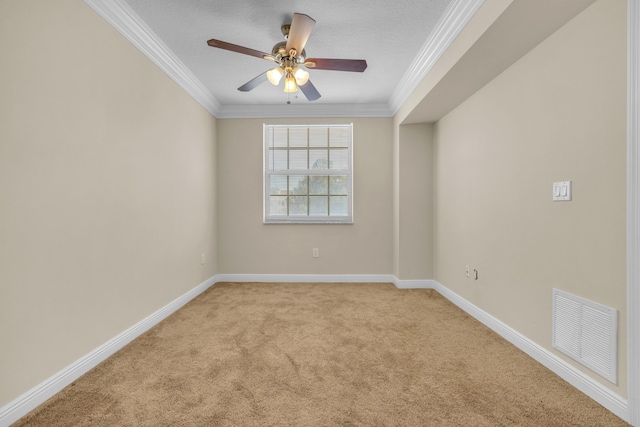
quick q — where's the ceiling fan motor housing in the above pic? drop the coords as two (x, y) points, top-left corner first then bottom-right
(271, 41), (306, 63)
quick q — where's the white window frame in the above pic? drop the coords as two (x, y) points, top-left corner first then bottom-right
(263, 124), (353, 224)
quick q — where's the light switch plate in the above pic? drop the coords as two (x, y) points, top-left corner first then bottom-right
(553, 181), (571, 201)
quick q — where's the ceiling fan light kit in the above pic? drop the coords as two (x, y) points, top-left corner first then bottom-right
(206, 13), (367, 102)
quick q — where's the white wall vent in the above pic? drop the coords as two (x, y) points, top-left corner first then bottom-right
(552, 289), (618, 383)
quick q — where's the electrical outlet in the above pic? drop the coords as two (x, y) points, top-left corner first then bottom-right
(313, 248), (319, 258)
(465, 265), (470, 278)
(201, 253), (205, 265)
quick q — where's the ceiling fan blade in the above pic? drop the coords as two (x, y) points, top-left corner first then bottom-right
(207, 39), (271, 60)
(238, 71), (268, 92)
(299, 80), (321, 101)
(285, 13), (316, 57)
(305, 58), (368, 72)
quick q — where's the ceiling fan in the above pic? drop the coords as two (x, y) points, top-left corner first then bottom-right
(206, 13), (367, 101)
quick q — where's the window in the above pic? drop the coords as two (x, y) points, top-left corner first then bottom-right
(264, 124), (353, 224)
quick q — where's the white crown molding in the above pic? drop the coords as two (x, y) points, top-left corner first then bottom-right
(83, 0), (221, 117)
(387, 0), (485, 115)
(627, 0), (640, 424)
(216, 103), (393, 119)
(0, 275), (217, 427)
(83, 0), (485, 119)
(431, 280), (629, 422)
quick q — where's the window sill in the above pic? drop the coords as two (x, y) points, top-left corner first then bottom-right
(264, 217), (353, 225)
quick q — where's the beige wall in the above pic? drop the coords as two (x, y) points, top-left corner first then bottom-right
(394, 123), (434, 279)
(217, 118), (393, 274)
(432, 0), (627, 395)
(0, 0), (217, 407)
(0, 0), (628, 414)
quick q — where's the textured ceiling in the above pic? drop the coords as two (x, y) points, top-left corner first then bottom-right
(122, 0), (452, 108)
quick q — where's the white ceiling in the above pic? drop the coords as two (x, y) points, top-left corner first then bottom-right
(120, 0), (453, 110)
(88, 0), (597, 120)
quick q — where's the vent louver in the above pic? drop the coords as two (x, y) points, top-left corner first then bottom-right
(552, 289), (617, 384)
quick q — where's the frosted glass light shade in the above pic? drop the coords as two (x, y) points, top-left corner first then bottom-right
(284, 72), (298, 92)
(266, 67), (284, 85)
(293, 68), (309, 86)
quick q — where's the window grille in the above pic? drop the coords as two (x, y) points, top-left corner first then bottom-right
(264, 124), (353, 224)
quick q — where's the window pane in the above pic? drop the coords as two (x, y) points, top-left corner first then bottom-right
(309, 127), (328, 147)
(329, 127), (349, 147)
(289, 196), (308, 215)
(270, 175), (288, 195)
(309, 149), (328, 169)
(267, 149), (287, 171)
(329, 175), (348, 195)
(290, 176), (308, 195)
(309, 176), (328, 195)
(264, 124), (352, 223)
(309, 196), (328, 216)
(329, 149), (348, 170)
(289, 128), (307, 147)
(270, 196), (287, 215)
(330, 196), (348, 216)
(273, 128), (288, 147)
(289, 150), (308, 169)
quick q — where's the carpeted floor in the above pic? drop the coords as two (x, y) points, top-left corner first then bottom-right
(14, 282), (629, 426)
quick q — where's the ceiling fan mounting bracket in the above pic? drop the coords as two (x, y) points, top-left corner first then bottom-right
(281, 24), (291, 39)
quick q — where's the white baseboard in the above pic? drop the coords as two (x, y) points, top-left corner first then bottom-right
(431, 280), (629, 423)
(393, 278), (436, 289)
(215, 274), (437, 290)
(0, 275), (217, 427)
(1, 275), (628, 425)
(214, 273), (397, 284)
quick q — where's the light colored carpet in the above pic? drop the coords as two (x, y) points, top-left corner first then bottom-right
(14, 282), (629, 426)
